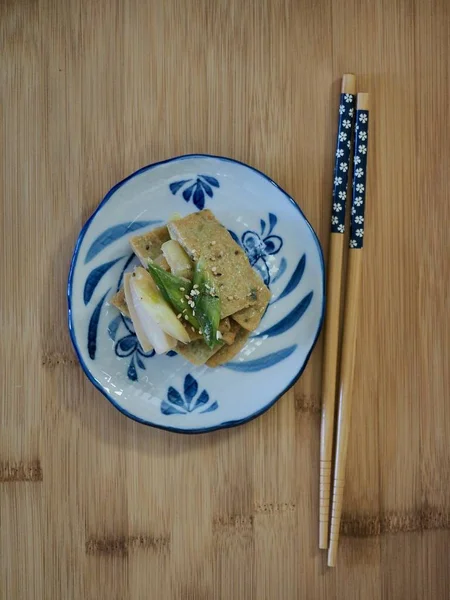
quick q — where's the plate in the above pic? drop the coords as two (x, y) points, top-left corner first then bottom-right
(68, 155), (325, 433)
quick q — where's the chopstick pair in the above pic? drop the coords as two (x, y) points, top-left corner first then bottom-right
(319, 74), (370, 566)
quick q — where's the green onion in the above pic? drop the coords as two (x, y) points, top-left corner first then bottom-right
(147, 262), (200, 330)
(193, 258), (221, 348)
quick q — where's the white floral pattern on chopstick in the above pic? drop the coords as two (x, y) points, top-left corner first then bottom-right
(349, 111), (369, 248)
(331, 94), (356, 233)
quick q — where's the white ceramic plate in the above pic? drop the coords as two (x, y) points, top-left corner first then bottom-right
(68, 155), (325, 433)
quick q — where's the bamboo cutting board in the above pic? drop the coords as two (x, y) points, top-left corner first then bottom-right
(1, 1), (449, 598)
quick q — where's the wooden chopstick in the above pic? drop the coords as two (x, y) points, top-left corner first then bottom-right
(327, 93), (370, 567)
(319, 74), (357, 549)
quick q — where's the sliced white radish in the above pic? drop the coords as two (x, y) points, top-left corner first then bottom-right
(161, 239), (193, 279)
(123, 273), (153, 353)
(130, 267), (190, 347)
(129, 282), (177, 354)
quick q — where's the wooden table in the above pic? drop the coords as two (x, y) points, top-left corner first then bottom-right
(1, 1), (449, 598)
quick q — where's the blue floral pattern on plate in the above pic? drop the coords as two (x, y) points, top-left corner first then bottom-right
(67, 154), (325, 433)
(169, 175), (220, 210)
(229, 213), (282, 286)
(161, 374), (218, 415)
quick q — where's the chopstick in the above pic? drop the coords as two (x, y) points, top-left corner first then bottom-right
(327, 93), (370, 567)
(319, 74), (357, 549)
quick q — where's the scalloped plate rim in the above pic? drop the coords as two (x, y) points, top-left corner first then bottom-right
(67, 153), (325, 434)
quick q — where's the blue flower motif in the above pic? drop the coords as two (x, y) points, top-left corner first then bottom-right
(109, 314), (157, 381)
(169, 175), (220, 210)
(239, 213), (283, 286)
(108, 312), (177, 382)
(160, 374), (218, 415)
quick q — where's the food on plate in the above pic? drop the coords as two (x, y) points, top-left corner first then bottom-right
(206, 324), (250, 368)
(167, 210), (269, 318)
(110, 210), (271, 366)
(130, 267), (190, 345)
(122, 273), (153, 352)
(111, 287), (130, 318)
(176, 338), (225, 366)
(130, 225), (171, 266)
(161, 240), (193, 279)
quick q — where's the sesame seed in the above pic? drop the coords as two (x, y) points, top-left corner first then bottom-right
(191, 327), (195, 332)
(185, 295), (190, 299)
(184, 315), (189, 320)
(211, 266), (217, 272)
(193, 284), (199, 289)
(180, 299), (185, 304)
(211, 241), (216, 245)
(177, 313), (182, 319)
(192, 311), (196, 316)
(227, 295), (234, 301)
(198, 330), (202, 335)
(180, 287), (185, 291)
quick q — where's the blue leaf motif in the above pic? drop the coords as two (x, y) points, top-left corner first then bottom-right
(184, 374), (198, 403)
(224, 345), (297, 372)
(193, 184), (205, 210)
(169, 174), (219, 209)
(161, 400), (186, 415)
(170, 180), (190, 194)
(136, 354), (146, 370)
(276, 254), (306, 301)
(268, 213), (277, 235)
(84, 257), (124, 305)
(88, 289), (110, 360)
(183, 183), (196, 201)
(115, 334), (137, 357)
(198, 178), (213, 197)
(107, 315), (122, 341)
(167, 350), (178, 357)
(167, 387), (185, 407)
(161, 378), (217, 415)
(263, 235), (282, 256)
(271, 257), (287, 285)
(84, 221), (161, 264)
(256, 292), (313, 338)
(192, 390), (209, 411)
(201, 400), (219, 414)
(127, 357), (138, 381)
(200, 175), (219, 188)
(260, 219), (266, 235)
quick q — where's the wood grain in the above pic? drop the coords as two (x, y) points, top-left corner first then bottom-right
(1, 0), (449, 598)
